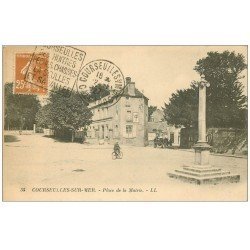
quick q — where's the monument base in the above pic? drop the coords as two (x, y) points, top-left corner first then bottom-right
(193, 142), (211, 165)
(168, 165), (240, 185)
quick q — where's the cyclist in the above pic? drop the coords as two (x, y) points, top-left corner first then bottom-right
(114, 142), (121, 157)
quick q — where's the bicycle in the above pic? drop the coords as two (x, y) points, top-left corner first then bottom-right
(112, 150), (123, 160)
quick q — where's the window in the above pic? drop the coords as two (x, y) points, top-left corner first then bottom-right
(126, 110), (132, 121)
(114, 125), (119, 138)
(125, 97), (130, 107)
(124, 125), (136, 138)
(170, 132), (174, 143)
(133, 112), (139, 123)
(126, 125), (133, 137)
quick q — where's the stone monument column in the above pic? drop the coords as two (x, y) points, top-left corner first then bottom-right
(198, 79), (207, 143)
(193, 75), (211, 166)
(168, 74), (240, 184)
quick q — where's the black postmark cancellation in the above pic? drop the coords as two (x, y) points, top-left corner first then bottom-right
(78, 59), (125, 92)
(76, 59), (126, 106)
(24, 46), (86, 97)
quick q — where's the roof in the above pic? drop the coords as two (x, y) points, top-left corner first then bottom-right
(152, 109), (164, 117)
(88, 83), (149, 108)
(150, 109), (164, 122)
(122, 86), (149, 100)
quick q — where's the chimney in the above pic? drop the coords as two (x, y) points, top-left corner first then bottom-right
(126, 77), (135, 96)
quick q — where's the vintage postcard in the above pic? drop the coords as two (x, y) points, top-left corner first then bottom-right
(2, 45), (248, 201)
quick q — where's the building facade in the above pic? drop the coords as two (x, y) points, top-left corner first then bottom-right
(149, 109), (164, 122)
(87, 77), (149, 146)
(148, 109), (181, 146)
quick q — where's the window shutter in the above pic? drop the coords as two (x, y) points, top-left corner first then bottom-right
(123, 125), (127, 138)
(132, 124), (137, 138)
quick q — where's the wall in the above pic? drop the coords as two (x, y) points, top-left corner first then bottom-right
(208, 128), (247, 155)
(86, 95), (148, 146)
(180, 127), (247, 156)
(119, 96), (148, 146)
(149, 109), (164, 122)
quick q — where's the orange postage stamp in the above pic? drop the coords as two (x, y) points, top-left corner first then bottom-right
(15, 52), (49, 95)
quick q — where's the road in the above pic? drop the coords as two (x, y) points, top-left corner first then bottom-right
(3, 132), (248, 201)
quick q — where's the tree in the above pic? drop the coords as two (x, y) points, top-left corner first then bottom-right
(148, 105), (157, 121)
(88, 83), (110, 102)
(36, 88), (93, 142)
(163, 88), (198, 127)
(163, 50), (247, 128)
(35, 104), (53, 129)
(195, 50), (247, 128)
(4, 83), (41, 130)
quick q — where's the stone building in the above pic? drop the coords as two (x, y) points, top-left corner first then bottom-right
(148, 109), (181, 146)
(86, 77), (149, 146)
(149, 109), (164, 122)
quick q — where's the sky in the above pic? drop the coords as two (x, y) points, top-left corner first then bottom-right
(3, 46), (247, 108)
(80, 46), (247, 108)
